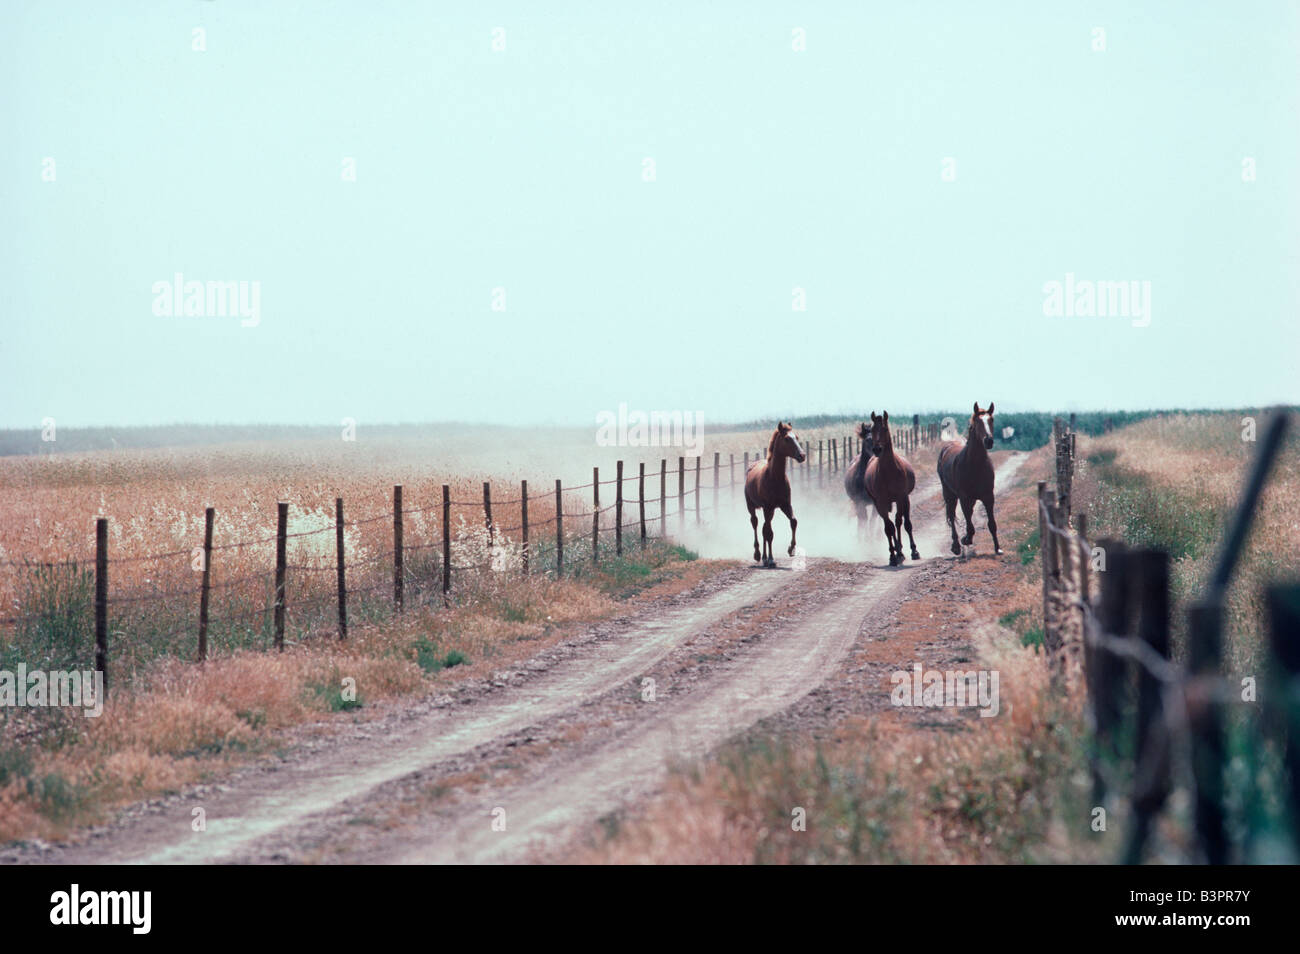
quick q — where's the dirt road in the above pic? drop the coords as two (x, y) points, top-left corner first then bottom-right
(18, 453), (1026, 865)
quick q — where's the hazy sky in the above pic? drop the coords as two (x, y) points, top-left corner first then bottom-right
(2, 1), (1297, 430)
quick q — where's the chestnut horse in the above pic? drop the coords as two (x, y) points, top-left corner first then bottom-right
(865, 411), (920, 566)
(843, 422), (876, 540)
(745, 422), (806, 567)
(937, 402), (1002, 555)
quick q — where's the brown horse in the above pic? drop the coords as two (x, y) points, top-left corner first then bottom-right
(843, 422), (876, 540)
(865, 411), (920, 566)
(937, 402), (1002, 556)
(745, 422), (806, 567)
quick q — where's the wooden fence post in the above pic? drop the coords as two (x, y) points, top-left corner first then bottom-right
(274, 501), (288, 651)
(638, 463), (647, 545)
(95, 518), (108, 688)
(713, 452), (720, 515)
(729, 453), (735, 499)
(394, 485), (404, 611)
(334, 498), (347, 640)
(442, 485), (451, 605)
(1188, 601), (1228, 864)
(695, 456), (701, 525)
(678, 456), (685, 535)
(1090, 539), (1130, 804)
(482, 481), (494, 553)
(198, 506), (214, 660)
(659, 460), (667, 537)
(1266, 584), (1300, 852)
(1038, 483), (1059, 653)
(520, 480), (529, 575)
(615, 461), (624, 556)
(555, 480), (563, 578)
(1124, 549), (1172, 865)
(592, 467), (600, 564)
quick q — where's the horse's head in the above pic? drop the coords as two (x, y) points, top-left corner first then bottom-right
(856, 421), (874, 457)
(770, 421), (806, 463)
(868, 411), (893, 456)
(969, 401), (996, 450)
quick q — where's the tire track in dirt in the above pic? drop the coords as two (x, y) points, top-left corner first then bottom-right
(26, 454), (1024, 865)
(25, 562), (797, 864)
(376, 454), (1029, 863)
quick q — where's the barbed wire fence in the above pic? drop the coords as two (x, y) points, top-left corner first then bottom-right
(1, 417), (941, 690)
(1036, 407), (1299, 863)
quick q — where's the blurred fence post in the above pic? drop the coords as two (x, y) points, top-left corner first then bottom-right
(1125, 549), (1172, 865)
(638, 463), (646, 545)
(335, 498), (347, 640)
(713, 452), (719, 515)
(695, 456), (701, 525)
(1089, 539), (1129, 805)
(198, 506), (214, 660)
(394, 485), (404, 611)
(95, 518), (108, 688)
(592, 467), (600, 564)
(442, 485), (451, 605)
(1188, 601), (1228, 864)
(274, 501), (288, 651)
(615, 461), (624, 556)
(1266, 584), (1300, 854)
(659, 460), (666, 537)
(482, 481), (494, 553)
(554, 479), (563, 578)
(521, 480), (529, 575)
(678, 456), (685, 535)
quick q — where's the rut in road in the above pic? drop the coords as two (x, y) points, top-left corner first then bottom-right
(38, 566), (794, 864)
(389, 453), (1027, 863)
(27, 453), (1023, 865)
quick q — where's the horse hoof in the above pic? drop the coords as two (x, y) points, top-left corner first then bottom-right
(994, 547), (1004, 555)
(950, 542), (961, 556)
(911, 551), (921, 560)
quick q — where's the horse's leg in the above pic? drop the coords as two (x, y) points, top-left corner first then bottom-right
(748, 503), (760, 562)
(762, 505), (776, 567)
(900, 495), (920, 560)
(983, 495), (1003, 555)
(879, 501), (900, 566)
(959, 497), (976, 546)
(780, 501), (798, 556)
(943, 489), (961, 555)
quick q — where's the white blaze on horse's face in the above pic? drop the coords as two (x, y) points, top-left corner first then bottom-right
(977, 411), (995, 449)
(788, 430), (806, 462)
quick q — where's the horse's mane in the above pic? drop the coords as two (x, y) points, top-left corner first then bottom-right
(767, 426), (783, 459)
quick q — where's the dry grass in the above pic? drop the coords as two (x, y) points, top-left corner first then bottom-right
(577, 606), (1092, 864)
(0, 427), (742, 844)
(1074, 410), (1300, 673)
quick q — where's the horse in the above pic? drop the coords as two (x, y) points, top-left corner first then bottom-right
(937, 401), (1002, 556)
(864, 411), (920, 566)
(843, 422), (876, 541)
(744, 422), (806, 567)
